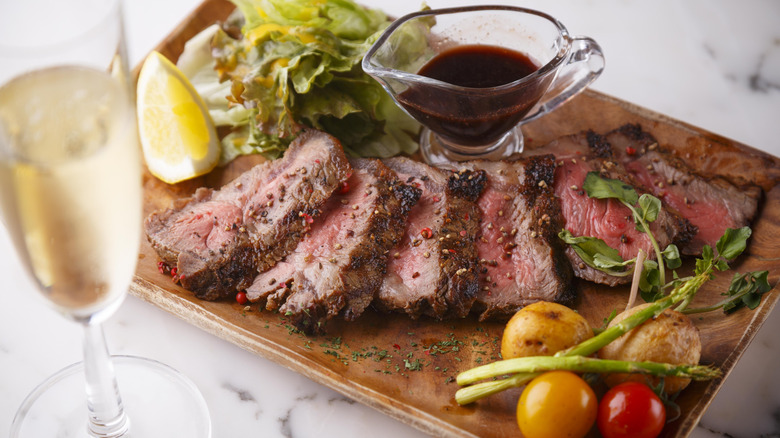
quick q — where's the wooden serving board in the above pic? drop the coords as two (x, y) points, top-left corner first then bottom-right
(129, 1), (780, 436)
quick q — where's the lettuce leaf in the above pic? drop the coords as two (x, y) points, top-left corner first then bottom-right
(178, 0), (421, 162)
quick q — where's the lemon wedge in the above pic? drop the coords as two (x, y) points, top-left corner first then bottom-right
(136, 51), (219, 184)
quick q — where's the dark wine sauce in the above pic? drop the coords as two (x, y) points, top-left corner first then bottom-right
(416, 44), (539, 88)
(397, 44), (547, 147)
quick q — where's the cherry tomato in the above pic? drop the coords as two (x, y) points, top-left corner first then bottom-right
(235, 291), (248, 305)
(516, 371), (597, 438)
(597, 382), (666, 438)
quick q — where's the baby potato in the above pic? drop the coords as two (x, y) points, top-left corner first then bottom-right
(501, 301), (593, 359)
(599, 303), (701, 395)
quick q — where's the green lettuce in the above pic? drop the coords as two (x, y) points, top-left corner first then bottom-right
(180, 0), (421, 162)
(176, 24), (256, 164)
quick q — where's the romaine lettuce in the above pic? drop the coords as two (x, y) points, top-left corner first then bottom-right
(178, 0), (421, 162)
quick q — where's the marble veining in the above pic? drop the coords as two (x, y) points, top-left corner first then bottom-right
(2, 1), (780, 437)
(750, 39), (780, 93)
(279, 394), (318, 437)
(222, 382), (258, 403)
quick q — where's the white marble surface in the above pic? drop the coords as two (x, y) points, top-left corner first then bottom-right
(1, 0), (779, 437)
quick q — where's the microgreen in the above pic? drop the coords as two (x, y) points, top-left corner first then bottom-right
(724, 270), (772, 312)
(582, 172), (638, 204)
(716, 226), (752, 260)
(558, 230), (630, 277)
(682, 270), (771, 315)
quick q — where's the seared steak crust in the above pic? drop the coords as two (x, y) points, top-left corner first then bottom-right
(144, 130), (351, 300)
(246, 158), (421, 333)
(586, 130), (613, 159)
(376, 157), (486, 320)
(607, 124), (761, 255)
(461, 155), (575, 321)
(441, 169), (488, 317)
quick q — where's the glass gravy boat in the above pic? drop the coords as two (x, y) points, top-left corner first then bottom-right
(362, 5), (605, 166)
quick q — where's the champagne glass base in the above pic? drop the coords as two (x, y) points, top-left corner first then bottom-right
(419, 126), (525, 169)
(10, 355), (211, 438)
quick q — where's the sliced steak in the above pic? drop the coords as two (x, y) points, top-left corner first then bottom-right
(144, 130), (352, 300)
(376, 157), (486, 320)
(246, 158), (421, 333)
(459, 155), (575, 321)
(606, 124), (761, 255)
(543, 132), (694, 285)
(529, 129), (613, 161)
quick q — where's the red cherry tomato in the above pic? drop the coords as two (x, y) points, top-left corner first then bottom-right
(597, 382), (666, 438)
(235, 291), (248, 305)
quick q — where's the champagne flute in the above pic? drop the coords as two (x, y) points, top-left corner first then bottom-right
(0, 1), (211, 436)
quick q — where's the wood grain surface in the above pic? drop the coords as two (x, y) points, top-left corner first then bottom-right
(129, 1), (780, 436)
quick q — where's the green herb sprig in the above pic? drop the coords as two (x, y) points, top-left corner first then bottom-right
(558, 172), (768, 307)
(559, 172), (682, 298)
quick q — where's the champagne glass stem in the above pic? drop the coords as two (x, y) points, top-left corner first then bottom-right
(83, 322), (129, 437)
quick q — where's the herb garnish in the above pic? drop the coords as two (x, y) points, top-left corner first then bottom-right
(559, 172), (682, 299)
(558, 172), (768, 310)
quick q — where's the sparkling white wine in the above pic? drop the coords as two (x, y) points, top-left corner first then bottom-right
(0, 66), (141, 321)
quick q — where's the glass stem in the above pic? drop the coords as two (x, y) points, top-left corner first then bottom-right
(82, 322), (130, 437)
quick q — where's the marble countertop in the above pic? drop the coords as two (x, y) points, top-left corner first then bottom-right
(2, 0), (779, 437)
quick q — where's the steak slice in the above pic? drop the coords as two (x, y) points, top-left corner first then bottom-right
(144, 130), (352, 300)
(460, 155), (575, 321)
(246, 158), (421, 333)
(376, 157), (486, 320)
(606, 124), (762, 255)
(528, 129), (613, 161)
(542, 132), (694, 286)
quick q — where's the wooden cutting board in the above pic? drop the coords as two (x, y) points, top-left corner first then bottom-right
(129, 0), (780, 436)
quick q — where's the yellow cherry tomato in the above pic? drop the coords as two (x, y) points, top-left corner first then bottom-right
(517, 371), (598, 438)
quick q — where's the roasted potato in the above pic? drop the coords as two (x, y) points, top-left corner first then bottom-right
(598, 303), (701, 394)
(501, 301), (593, 359)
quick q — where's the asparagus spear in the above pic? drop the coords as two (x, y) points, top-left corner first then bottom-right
(457, 356), (720, 386)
